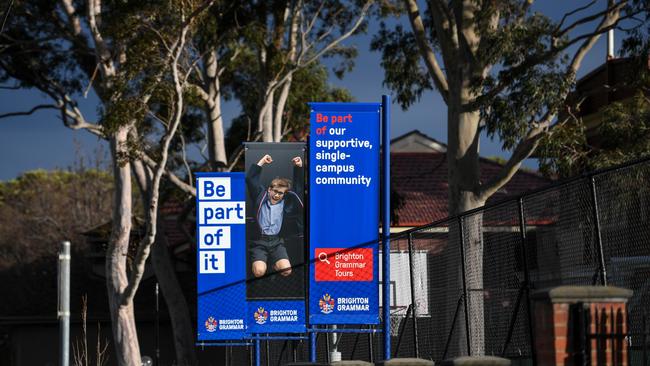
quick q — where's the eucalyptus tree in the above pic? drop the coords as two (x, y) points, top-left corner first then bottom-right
(237, 0), (373, 142)
(372, 0), (644, 354)
(0, 1), (212, 364)
(538, 47), (650, 177)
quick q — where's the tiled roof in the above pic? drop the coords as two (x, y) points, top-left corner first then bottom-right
(391, 152), (552, 226)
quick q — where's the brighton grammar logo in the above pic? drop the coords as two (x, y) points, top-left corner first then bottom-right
(204, 316), (218, 332)
(319, 294), (335, 314)
(254, 307), (269, 325)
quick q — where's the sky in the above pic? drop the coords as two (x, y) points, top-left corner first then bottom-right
(0, 2), (618, 180)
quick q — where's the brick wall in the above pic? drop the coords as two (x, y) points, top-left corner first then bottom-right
(532, 286), (632, 366)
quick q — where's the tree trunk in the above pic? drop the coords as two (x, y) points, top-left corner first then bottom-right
(106, 126), (142, 366)
(132, 160), (196, 365)
(272, 7), (298, 143)
(205, 50), (228, 170)
(273, 76), (292, 142)
(447, 85), (486, 356)
(152, 219), (197, 366)
(261, 87), (275, 142)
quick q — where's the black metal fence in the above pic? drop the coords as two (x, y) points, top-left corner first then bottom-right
(389, 156), (650, 364)
(223, 156), (650, 365)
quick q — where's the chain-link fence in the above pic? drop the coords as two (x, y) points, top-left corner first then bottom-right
(215, 157), (650, 365)
(389, 157), (650, 364)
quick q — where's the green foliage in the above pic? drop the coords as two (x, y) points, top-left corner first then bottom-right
(0, 1), (85, 95)
(371, 23), (432, 109)
(0, 169), (110, 201)
(0, 169), (113, 263)
(371, 1), (643, 155)
(539, 91), (650, 177)
(1, 0), (359, 180)
(484, 64), (573, 150)
(225, 62), (353, 156)
(285, 64), (355, 131)
(0, 168), (113, 316)
(538, 9), (650, 179)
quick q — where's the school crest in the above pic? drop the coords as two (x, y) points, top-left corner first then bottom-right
(254, 307), (269, 324)
(319, 294), (335, 314)
(205, 316), (218, 332)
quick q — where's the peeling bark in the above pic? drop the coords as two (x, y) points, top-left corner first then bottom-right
(273, 77), (292, 142)
(261, 87), (275, 142)
(132, 160), (196, 365)
(447, 91), (486, 355)
(106, 126), (141, 366)
(204, 50), (227, 169)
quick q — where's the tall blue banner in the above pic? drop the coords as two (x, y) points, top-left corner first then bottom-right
(196, 173), (247, 340)
(244, 143), (307, 334)
(309, 103), (381, 324)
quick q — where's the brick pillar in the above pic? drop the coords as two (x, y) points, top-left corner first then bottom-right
(531, 286), (632, 366)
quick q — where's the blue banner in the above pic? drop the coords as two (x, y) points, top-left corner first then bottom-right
(244, 143), (307, 334)
(246, 300), (306, 334)
(196, 173), (247, 340)
(308, 103), (381, 325)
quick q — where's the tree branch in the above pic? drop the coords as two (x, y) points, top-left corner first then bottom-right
(554, 0), (597, 34)
(122, 21), (191, 306)
(479, 1), (625, 201)
(404, 0), (450, 103)
(186, 82), (210, 102)
(555, 1), (623, 39)
(59, 94), (105, 138)
(141, 153), (196, 196)
(567, 1), (623, 75)
(183, 0), (218, 28)
(479, 113), (556, 201)
(304, 0), (325, 37)
(60, 0), (82, 35)
(0, 104), (61, 119)
(86, 0), (115, 78)
(463, 2), (635, 112)
(299, 0), (372, 68)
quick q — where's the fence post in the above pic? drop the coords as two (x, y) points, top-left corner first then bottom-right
(575, 303), (588, 366)
(589, 176), (608, 286)
(407, 232), (421, 358)
(458, 217), (472, 356)
(369, 326), (375, 363)
(265, 334), (270, 366)
(155, 282), (160, 366)
(518, 198), (537, 365)
(58, 240), (71, 366)
(643, 312), (648, 366)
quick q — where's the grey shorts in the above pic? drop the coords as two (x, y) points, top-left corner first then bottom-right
(249, 235), (289, 265)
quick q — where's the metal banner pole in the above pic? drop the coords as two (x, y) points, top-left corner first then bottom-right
(58, 241), (71, 366)
(155, 282), (160, 366)
(310, 329), (317, 363)
(382, 94), (391, 360)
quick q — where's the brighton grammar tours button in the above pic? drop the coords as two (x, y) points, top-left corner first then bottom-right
(314, 248), (373, 282)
